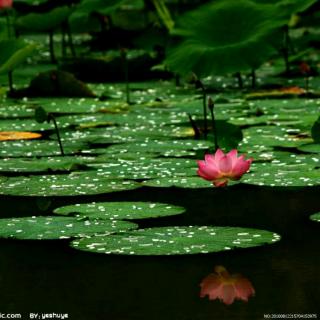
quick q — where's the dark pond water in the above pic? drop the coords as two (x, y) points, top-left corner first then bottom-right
(0, 185), (319, 320)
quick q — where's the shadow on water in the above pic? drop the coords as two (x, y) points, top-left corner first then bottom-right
(0, 184), (319, 319)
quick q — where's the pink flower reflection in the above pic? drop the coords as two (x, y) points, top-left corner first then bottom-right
(0, 0), (12, 9)
(200, 266), (255, 305)
(197, 149), (252, 187)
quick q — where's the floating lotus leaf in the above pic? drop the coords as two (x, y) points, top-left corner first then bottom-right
(95, 152), (157, 162)
(142, 177), (213, 188)
(268, 153), (320, 167)
(241, 150), (292, 162)
(0, 156), (94, 173)
(250, 99), (320, 113)
(50, 125), (194, 145)
(0, 102), (35, 119)
(297, 144), (320, 154)
(240, 126), (311, 149)
(88, 158), (196, 180)
(71, 226), (281, 255)
(0, 172), (140, 196)
(0, 131), (41, 141)
(229, 111), (317, 128)
(0, 216), (137, 240)
(0, 117), (70, 132)
(0, 140), (87, 158)
(54, 201), (185, 220)
(104, 139), (212, 157)
(166, 0), (286, 76)
(31, 97), (126, 115)
(310, 213), (320, 223)
(243, 163), (320, 187)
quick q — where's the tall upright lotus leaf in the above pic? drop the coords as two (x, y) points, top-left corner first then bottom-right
(69, 0), (128, 31)
(15, 6), (73, 33)
(72, 0), (128, 15)
(166, 0), (288, 76)
(252, 0), (317, 15)
(0, 39), (37, 74)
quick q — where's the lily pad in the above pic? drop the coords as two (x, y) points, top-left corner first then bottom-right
(298, 143), (320, 154)
(104, 139), (212, 157)
(0, 140), (87, 158)
(240, 126), (311, 149)
(0, 156), (94, 173)
(71, 226), (280, 255)
(0, 172), (140, 196)
(0, 216), (137, 240)
(243, 163), (320, 187)
(142, 177), (213, 188)
(54, 202), (185, 220)
(88, 158), (196, 180)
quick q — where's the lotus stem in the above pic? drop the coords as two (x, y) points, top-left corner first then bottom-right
(175, 74), (180, 87)
(61, 24), (67, 57)
(208, 96), (219, 151)
(121, 48), (130, 104)
(235, 72), (243, 89)
(200, 84), (207, 138)
(187, 113), (200, 139)
(8, 71), (13, 93)
(48, 114), (64, 156)
(305, 77), (309, 93)
(192, 74), (208, 138)
(5, 9), (11, 38)
(66, 22), (76, 58)
(282, 25), (290, 75)
(49, 31), (56, 63)
(251, 69), (256, 89)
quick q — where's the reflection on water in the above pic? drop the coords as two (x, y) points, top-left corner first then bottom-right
(200, 265), (255, 305)
(0, 185), (319, 319)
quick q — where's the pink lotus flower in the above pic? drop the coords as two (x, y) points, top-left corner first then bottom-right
(0, 0), (12, 9)
(197, 149), (252, 187)
(200, 266), (255, 305)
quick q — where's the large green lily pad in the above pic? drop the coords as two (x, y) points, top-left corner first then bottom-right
(298, 144), (320, 154)
(54, 202), (185, 220)
(0, 156), (94, 173)
(88, 158), (196, 180)
(0, 140), (87, 158)
(0, 216), (137, 240)
(142, 176), (213, 188)
(71, 226), (281, 255)
(104, 139), (212, 157)
(0, 172), (140, 196)
(240, 126), (311, 149)
(243, 163), (320, 187)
